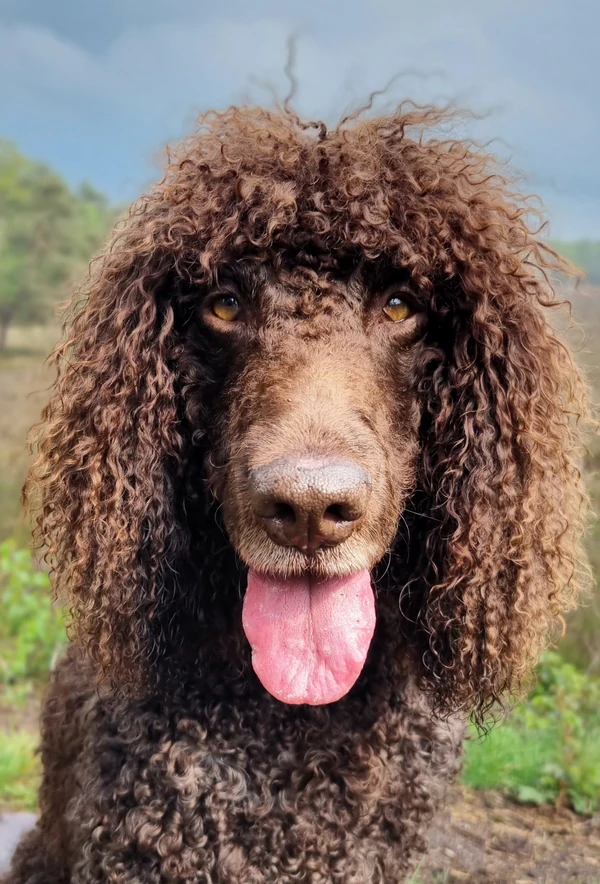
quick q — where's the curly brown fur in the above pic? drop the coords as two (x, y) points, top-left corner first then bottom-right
(5, 103), (589, 883)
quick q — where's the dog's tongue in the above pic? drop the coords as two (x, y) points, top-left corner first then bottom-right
(242, 568), (375, 705)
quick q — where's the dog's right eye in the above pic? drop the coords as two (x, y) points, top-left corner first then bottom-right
(211, 295), (241, 322)
(382, 295), (413, 323)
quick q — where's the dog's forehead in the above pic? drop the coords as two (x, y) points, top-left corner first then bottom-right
(221, 259), (400, 314)
(267, 274), (362, 315)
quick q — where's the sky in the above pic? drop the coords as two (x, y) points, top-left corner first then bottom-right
(1, 0), (598, 238)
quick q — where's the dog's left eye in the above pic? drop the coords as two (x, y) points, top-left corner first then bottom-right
(383, 295), (412, 323)
(211, 295), (241, 322)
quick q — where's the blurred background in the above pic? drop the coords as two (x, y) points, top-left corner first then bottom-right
(0, 0), (599, 879)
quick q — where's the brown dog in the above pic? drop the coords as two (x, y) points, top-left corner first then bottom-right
(5, 104), (588, 883)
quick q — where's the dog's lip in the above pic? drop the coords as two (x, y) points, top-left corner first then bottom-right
(242, 559), (373, 584)
(249, 566), (357, 584)
(237, 524), (388, 582)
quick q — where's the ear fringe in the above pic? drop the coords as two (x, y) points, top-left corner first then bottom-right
(25, 234), (187, 689)
(415, 256), (591, 725)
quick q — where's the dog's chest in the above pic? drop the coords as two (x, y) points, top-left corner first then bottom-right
(76, 685), (461, 883)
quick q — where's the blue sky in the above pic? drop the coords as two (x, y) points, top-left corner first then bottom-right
(1, 0), (598, 238)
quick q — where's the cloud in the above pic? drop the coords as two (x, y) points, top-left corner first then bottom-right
(0, 0), (598, 237)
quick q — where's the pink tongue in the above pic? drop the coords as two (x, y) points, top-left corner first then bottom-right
(242, 568), (375, 705)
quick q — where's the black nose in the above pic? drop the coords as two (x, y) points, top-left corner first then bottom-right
(248, 457), (372, 554)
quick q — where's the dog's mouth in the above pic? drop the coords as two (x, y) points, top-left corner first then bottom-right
(242, 567), (376, 705)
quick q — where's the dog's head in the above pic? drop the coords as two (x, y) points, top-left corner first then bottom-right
(28, 105), (589, 718)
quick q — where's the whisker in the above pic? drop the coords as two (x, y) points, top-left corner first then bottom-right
(402, 507), (442, 522)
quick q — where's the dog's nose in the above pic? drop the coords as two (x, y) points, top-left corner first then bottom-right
(249, 457), (372, 554)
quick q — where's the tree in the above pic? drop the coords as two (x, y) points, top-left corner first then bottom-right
(0, 142), (116, 350)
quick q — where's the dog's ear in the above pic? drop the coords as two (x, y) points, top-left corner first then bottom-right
(409, 251), (589, 722)
(25, 211), (193, 691)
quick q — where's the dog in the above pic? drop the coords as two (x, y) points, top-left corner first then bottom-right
(5, 103), (588, 883)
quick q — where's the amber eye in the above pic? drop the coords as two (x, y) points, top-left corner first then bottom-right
(383, 295), (412, 323)
(211, 295), (241, 322)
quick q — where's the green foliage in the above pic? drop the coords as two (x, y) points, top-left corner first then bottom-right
(463, 652), (600, 814)
(0, 140), (117, 349)
(0, 541), (66, 684)
(0, 730), (40, 810)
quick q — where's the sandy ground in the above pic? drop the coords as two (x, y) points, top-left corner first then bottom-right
(419, 786), (600, 883)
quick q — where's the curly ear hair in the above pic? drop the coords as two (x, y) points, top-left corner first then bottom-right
(25, 104), (590, 711)
(395, 208), (590, 723)
(25, 225), (192, 686)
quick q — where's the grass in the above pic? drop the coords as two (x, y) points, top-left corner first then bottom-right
(0, 535), (64, 812)
(463, 652), (600, 813)
(0, 730), (40, 811)
(0, 324), (58, 545)
(408, 866), (450, 883)
(464, 724), (558, 792)
(0, 541), (66, 686)
(464, 719), (600, 813)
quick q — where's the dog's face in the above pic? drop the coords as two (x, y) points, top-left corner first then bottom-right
(181, 259), (427, 704)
